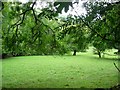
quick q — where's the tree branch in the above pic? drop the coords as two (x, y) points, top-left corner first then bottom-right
(11, 0), (37, 27)
(0, 1), (4, 11)
(114, 62), (120, 73)
(32, 9), (37, 24)
(72, 7), (120, 43)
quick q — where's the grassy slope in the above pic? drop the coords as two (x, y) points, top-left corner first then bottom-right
(2, 51), (120, 88)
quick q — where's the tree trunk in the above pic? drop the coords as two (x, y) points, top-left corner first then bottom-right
(73, 50), (76, 56)
(98, 51), (101, 58)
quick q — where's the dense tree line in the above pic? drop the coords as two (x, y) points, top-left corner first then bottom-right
(1, 0), (120, 58)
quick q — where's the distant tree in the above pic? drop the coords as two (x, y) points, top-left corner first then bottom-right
(58, 15), (89, 55)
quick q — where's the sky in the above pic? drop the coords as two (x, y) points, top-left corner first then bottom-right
(59, 1), (87, 17)
(18, 0), (87, 17)
(12, 0), (119, 17)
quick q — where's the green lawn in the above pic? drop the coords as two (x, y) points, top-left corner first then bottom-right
(2, 51), (120, 88)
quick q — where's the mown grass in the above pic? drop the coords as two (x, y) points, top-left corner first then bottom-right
(2, 51), (120, 88)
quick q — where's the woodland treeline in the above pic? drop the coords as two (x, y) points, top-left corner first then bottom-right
(1, 0), (120, 58)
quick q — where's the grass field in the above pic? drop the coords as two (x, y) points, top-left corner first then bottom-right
(1, 49), (120, 88)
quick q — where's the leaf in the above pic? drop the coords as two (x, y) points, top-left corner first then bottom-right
(54, 2), (73, 13)
(41, 17), (49, 25)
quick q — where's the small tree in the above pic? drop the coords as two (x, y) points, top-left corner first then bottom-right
(58, 15), (89, 55)
(93, 43), (106, 58)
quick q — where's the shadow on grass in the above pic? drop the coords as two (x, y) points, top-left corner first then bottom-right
(1, 52), (119, 62)
(89, 55), (119, 61)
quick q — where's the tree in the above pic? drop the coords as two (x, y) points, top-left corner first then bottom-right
(83, 1), (120, 58)
(58, 15), (89, 55)
(2, 0), (120, 58)
(1, 1), (67, 57)
(53, 0), (120, 58)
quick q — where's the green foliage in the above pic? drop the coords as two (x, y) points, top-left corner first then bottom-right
(2, 2), (67, 56)
(2, 1), (120, 58)
(58, 15), (89, 53)
(54, 2), (73, 13)
(83, 1), (120, 57)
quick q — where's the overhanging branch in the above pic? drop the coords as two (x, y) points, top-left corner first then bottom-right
(11, 0), (37, 28)
(72, 6), (120, 43)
